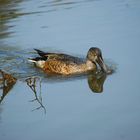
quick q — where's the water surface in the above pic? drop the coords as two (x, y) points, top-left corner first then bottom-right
(0, 0), (140, 140)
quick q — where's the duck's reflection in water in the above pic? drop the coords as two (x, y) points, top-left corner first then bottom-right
(88, 72), (107, 93)
(0, 69), (108, 113)
(0, 70), (17, 103)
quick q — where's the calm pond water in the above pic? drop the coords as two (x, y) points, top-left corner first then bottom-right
(0, 0), (140, 140)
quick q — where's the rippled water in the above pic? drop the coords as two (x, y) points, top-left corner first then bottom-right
(0, 0), (140, 140)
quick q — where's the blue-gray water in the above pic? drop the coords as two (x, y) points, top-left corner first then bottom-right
(0, 0), (140, 140)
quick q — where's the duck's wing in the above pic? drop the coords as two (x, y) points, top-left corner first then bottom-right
(34, 49), (84, 64)
(59, 54), (84, 64)
(34, 49), (62, 60)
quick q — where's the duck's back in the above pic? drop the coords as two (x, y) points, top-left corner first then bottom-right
(46, 53), (84, 64)
(35, 49), (84, 64)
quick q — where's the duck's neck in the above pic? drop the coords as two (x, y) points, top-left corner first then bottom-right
(86, 60), (96, 71)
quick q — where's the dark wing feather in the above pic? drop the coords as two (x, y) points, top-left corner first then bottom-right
(34, 49), (84, 64)
(34, 49), (48, 57)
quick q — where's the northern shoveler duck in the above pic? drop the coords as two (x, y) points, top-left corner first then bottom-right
(29, 47), (110, 75)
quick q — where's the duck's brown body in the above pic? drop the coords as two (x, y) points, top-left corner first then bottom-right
(42, 59), (96, 75)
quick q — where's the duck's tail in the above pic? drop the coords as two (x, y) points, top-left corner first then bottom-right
(34, 49), (47, 57)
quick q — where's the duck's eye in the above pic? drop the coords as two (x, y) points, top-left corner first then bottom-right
(93, 53), (97, 57)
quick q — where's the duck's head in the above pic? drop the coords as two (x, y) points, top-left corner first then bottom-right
(87, 47), (109, 73)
